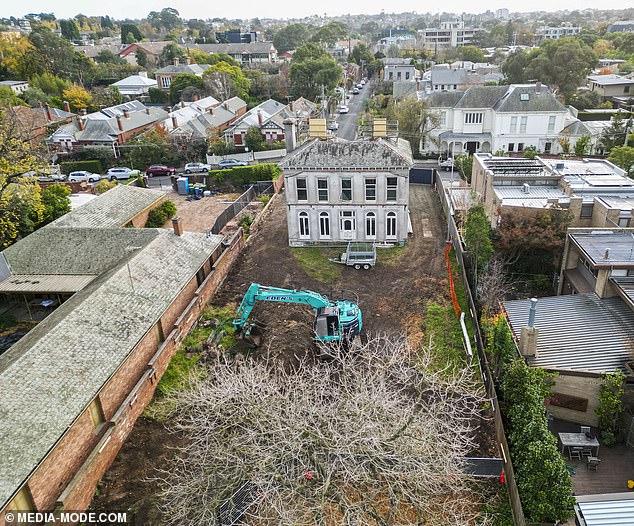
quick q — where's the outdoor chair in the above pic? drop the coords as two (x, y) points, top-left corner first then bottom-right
(581, 448), (593, 459)
(587, 457), (600, 471)
(570, 447), (583, 460)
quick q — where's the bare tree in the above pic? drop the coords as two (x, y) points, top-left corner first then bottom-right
(476, 256), (513, 314)
(157, 335), (490, 526)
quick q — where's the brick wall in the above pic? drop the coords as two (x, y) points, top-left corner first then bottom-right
(127, 195), (166, 228)
(0, 229), (245, 522)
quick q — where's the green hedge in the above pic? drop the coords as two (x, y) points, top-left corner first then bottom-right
(145, 199), (177, 228)
(60, 160), (103, 175)
(208, 163), (281, 187)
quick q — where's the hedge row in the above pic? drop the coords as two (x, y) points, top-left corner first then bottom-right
(207, 163), (281, 187)
(60, 160), (103, 175)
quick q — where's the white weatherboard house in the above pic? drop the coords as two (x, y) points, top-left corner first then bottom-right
(423, 83), (571, 156)
(281, 138), (413, 247)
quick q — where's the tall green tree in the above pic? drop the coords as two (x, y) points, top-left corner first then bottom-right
(169, 74), (205, 104)
(464, 204), (493, 280)
(159, 43), (186, 67)
(459, 45), (485, 63)
(120, 23), (143, 44)
(601, 113), (632, 153)
(147, 8), (182, 32)
(273, 23), (311, 53)
(310, 21), (348, 46)
(59, 19), (80, 41)
(386, 98), (440, 156)
(608, 146), (634, 177)
(289, 43), (342, 100)
(41, 183), (71, 225)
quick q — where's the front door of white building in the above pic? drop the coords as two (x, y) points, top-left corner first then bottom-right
(340, 210), (356, 240)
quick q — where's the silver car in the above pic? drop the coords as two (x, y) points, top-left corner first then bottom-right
(68, 171), (101, 183)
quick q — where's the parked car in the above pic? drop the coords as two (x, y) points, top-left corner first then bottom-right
(68, 171), (101, 183)
(184, 162), (212, 174)
(327, 120), (339, 131)
(351, 87), (360, 95)
(145, 164), (176, 177)
(107, 167), (140, 181)
(356, 83), (363, 89)
(439, 158), (455, 171)
(217, 159), (248, 169)
(338, 105), (349, 114)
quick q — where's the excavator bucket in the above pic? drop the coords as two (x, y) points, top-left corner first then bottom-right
(238, 321), (266, 348)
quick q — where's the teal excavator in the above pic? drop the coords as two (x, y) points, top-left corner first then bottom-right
(233, 283), (363, 345)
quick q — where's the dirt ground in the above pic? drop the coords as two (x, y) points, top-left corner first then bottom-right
(89, 185), (496, 521)
(160, 191), (242, 233)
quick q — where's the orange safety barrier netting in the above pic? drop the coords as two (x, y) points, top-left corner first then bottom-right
(445, 242), (461, 317)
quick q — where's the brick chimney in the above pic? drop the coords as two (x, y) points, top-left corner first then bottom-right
(173, 58), (179, 66)
(208, 106), (214, 115)
(44, 103), (53, 121)
(185, 56), (191, 65)
(257, 111), (263, 125)
(37, 101), (43, 109)
(123, 108), (130, 119)
(116, 115), (124, 132)
(289, 100), (294, 112)
(535, 81), (542, 93)
(64, 100), (71, 113)
(193, 94), (199, 102)
(283, 118), (297, 153)
(145, 107), (150, 115)
(172, 216), (183, 236)
(78, 117), (86, 131)
(171, 114), (178, 129)
(80, 108), (87, 116)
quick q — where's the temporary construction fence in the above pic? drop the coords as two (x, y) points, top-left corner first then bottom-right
(210, 182), (274, 235)
(436, 175), (527, 526)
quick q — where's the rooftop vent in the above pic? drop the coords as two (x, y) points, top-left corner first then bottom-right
(604, 248), (610, 260)
(522, 183), (530, 193)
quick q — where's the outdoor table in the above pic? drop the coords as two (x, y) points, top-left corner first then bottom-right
(559, 432), (599, 458)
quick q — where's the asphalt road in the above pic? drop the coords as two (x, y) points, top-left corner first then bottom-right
(335, 82), (373, 141)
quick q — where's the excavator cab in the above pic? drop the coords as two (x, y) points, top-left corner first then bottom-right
(314, 306), (340, 340)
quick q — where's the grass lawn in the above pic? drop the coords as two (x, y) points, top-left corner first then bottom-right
(291, 247), (344, 283)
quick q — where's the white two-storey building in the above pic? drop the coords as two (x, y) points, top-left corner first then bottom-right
(281, 138), (414, 247)
(423, 83), (571, 156)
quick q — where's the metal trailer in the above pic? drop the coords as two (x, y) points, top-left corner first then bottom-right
(329, 242), (376, 270)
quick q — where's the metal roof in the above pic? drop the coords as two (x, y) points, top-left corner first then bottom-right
(503, 293), (634, 374)
(570, 231), (634, 266)
(611, 277), (634, 310)
(576, 494), (634, 526)
(0, 274), (95, 293)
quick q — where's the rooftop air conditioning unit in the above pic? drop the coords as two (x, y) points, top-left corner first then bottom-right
(522, 183), (530, 193)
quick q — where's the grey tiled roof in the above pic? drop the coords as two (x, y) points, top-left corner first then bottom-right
(154, 63), (209, 75)
(431, 68), (468, 85)
(424, 91), (464, 108)
(0, 229), (224, 508)
(281, 138), (413, 170)
(455, 85), (509, 108)
(49, 185), (164, 229)
(494, 85), (568, 113)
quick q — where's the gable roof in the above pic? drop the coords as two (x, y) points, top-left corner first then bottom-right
(112, 74), (158, 88)
(281, 138), (413, 170)
(8, 106), (70, 134)
(154, 63), (209, 76)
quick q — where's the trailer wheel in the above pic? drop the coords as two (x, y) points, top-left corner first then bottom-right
(354, 264), (361, 270)
(363, 264), (371, 270)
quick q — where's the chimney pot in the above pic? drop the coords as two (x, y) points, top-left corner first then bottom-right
(78, 117), (86, 131)
(171, 114), (178, 129)
(185, 56), (191, 65)
(116, 115), (124, 132)
(257, 111), (263, 125)
(64, 100), (71, 113)
(123, 108), (130, 119)
(172, 216), (183, 236)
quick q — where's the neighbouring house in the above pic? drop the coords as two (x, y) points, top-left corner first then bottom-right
(586, 74), (634, 102)
(0, 80), (29, 94)
(0, 184), (241, 518)
(225, 98), (317, 147)
(188, 42), (278, 64)
(164, 96), (247, 140)
(607, 20), (634, 33)
(47, 101), (167, 153)
(597, 58), (627, 74)
(559, 119), (612, 156)
(422, 83), (571, 156)
(215, 29), (260, 44)
(74, 43), (127, 61)
(382, 58), (417, 82)
(422, 63), (503, 93)
(154, 59), (210, 90)
(111, 72), (158, 97)
(470, 153), (634, 228)
(118, 41), (176, 66)
(281, 124), (413, 246)
(327, 39), (362, 58)
(535, 24), (582, 43)
(574, 493), (634, 524)
(503, 227), (634, 426)
(375, 34), (417, 53)
(418, 19), (480, 52)
(8, 104), (75, 145)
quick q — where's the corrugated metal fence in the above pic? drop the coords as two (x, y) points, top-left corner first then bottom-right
(210, 182), (274, 235)
(437, 175), (527, 526)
